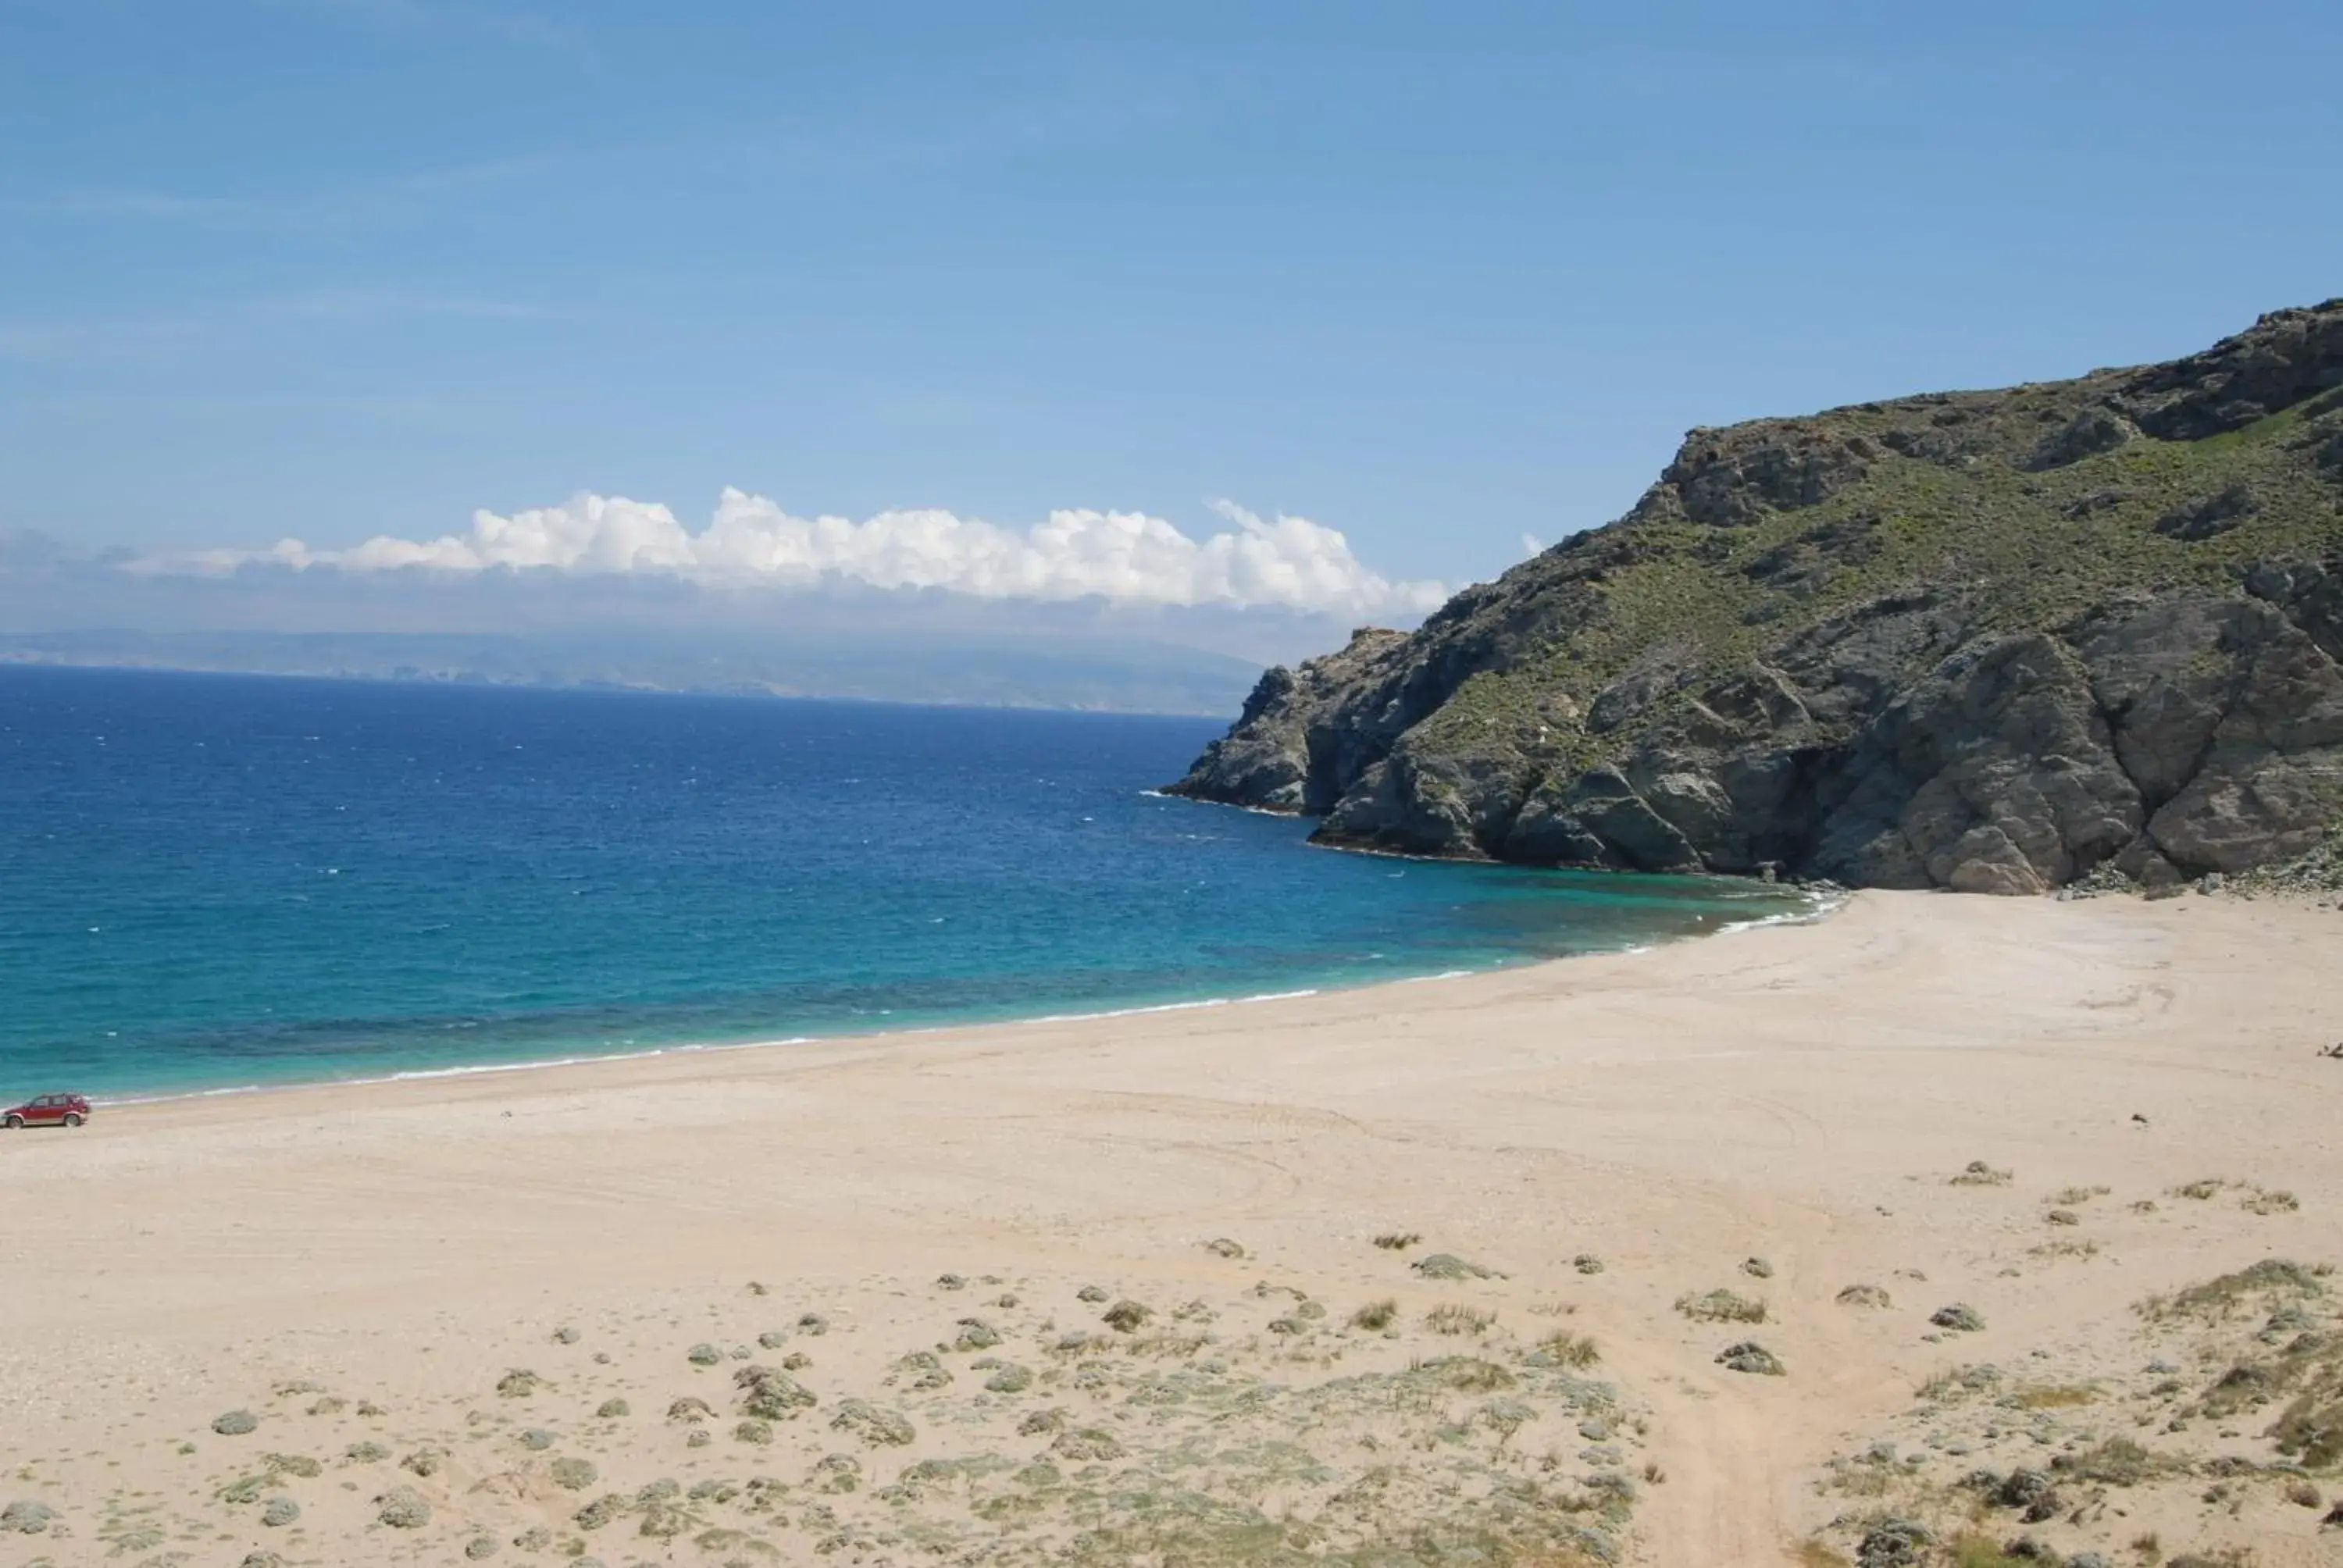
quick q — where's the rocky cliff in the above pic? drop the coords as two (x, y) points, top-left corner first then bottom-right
(1168, 301), (2343, 893)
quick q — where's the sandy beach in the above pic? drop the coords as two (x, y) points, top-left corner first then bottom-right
(6, 889), (2342, 1567)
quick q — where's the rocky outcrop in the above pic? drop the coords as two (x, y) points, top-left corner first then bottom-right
(1169, 302), (2343, 892)
(1178, 627), (1413, 812)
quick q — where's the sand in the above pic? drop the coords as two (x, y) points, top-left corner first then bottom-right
(5, 888), (2342, 1567)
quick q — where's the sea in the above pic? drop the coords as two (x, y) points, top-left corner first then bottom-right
(0, 665), (1817, 1101)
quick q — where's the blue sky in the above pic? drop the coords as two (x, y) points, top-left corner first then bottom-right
(3, 0), (2339, 621)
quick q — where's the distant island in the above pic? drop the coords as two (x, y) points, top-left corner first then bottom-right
(1172, 301), (2343, 894)
(0, 628), (1265, 717)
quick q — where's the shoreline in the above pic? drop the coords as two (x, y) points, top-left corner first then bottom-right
(11, 888), (2340, 1567)
(67, 883), (1836, 1110)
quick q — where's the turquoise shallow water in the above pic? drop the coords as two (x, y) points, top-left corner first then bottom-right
(0, 666), (1816, 1100)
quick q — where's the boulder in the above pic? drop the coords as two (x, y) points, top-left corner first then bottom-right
(1714, 1341), (1785, 1376)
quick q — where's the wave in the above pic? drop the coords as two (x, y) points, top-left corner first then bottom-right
(91, 990), (1346, 1109)
(88, 894), (1844, 1110)
(1025, 989), (1321, 1025)
(97, 1035), (818, 1108)
(1714, 892), (1848, 935)
(1139, 788), (1306, 821)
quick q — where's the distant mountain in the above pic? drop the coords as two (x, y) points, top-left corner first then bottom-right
(1171, 301), (2343, 893)
(0, 627), (1266, 716)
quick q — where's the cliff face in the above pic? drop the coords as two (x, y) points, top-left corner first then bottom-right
(1168, 302), (2343, 893)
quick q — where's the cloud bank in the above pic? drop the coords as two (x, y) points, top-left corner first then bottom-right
(137, 491), (1446, 619)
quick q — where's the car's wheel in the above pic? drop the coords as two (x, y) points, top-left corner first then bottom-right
(2, 1114), (20, 1129)
(62, 1113), (84, 1128)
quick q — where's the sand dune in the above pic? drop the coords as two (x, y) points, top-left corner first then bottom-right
(5, 889), (2341, 1566)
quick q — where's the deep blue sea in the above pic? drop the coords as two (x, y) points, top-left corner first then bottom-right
(0, 666), (1813, 1099)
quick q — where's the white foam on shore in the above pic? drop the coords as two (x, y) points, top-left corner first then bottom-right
(89, 892), (1839, 1111)
(103, 1081), (275, 1107)
(375, 1037), (811, 1082)
(1140, 788), (1310, 821)
(87, 985), (1361, 1109)
(1026, 989), (1321, 1025)
(98, 1036), (821, 1109)
(1714, 893), (1847, 935)
(87, 989), (1360, 1109)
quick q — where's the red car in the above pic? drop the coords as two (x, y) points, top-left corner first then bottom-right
(2, 1093), (91, 1129)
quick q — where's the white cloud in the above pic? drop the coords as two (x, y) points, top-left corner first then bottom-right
(132, 490), (1448, 618)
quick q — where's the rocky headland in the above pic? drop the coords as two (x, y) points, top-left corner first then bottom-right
(1168, 302), (2343, 893)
